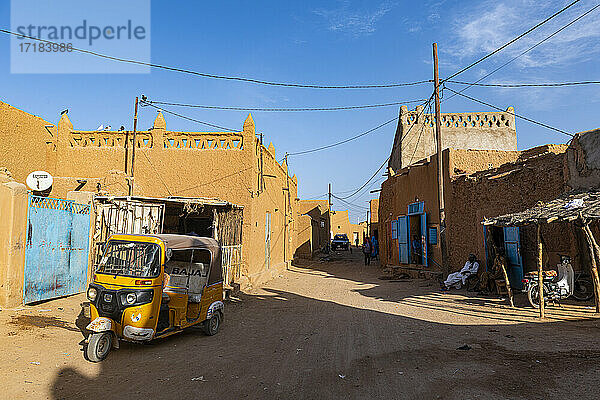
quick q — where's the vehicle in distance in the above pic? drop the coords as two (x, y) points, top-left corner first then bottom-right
(331, 234), (350, 251)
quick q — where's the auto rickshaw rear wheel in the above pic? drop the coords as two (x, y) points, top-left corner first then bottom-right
(87, 332), (113, 362)
(203, 312), (221, 336)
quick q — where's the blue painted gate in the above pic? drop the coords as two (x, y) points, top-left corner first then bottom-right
(398, 216), (409, 264)
(23, 195), (91, 304)
(503, 226), (524, 290)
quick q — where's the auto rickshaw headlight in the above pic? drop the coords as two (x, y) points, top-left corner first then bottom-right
(125, 292), (137, 305)
(87, 287), (98, 302)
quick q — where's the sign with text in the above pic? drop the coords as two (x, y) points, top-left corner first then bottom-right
(10, 0), (151, 74)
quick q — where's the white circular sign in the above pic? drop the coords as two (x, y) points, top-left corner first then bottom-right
(26, 171), (53, 191)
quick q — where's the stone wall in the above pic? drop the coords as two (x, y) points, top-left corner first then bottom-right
(388, 104), (517, 172)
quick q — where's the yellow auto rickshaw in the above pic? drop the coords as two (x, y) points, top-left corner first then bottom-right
(85, 234), (224, 362)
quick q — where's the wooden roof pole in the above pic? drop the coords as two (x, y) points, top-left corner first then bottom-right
(537, 223), (545, 320)
(581, 222), (600, 313)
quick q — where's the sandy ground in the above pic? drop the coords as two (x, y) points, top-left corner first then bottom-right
(1, 248), (600, 400)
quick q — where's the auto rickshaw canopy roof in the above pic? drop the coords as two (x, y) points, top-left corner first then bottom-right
(154, 234), (220, 252)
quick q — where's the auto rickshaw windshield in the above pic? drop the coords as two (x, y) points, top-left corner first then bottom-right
(97, 240), (161, 278)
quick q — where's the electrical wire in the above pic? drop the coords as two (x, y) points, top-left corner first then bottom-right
(446, 80), (600, 88)
(147, 99), (428, 112)
(444, 86), (574, 137)
(442, 0), (582, 82)
(0, 28), (431, 90)
(141, 101), (237, 131)
(443, 3), (600, 102)
(407, 101), (433, 166)
(335, 95), (434, 200)
(287, 116), (400, 156)
(332, 194), (370, 210)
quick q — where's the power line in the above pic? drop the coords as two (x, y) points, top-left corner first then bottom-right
(443, 0), (582, 82)
(447, 80), (600, 88)
(287, 116), (400, 156)
(443, 3), (600, 101)
(444, 86), (574, 137)
(336, 96), (434, 200)
(407, 101), (433, 166)
(141, 101), (237, 131)
(0, 28), (431, 90)
(147, 99), (428, 112)
(332, 194), (370, 210)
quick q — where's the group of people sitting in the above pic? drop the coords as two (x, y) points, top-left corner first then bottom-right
(441, 249), (509, 295)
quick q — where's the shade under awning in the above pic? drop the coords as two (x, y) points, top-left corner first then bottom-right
(483, 190), (600, 227)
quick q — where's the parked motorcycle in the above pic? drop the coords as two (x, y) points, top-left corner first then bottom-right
(522, 257), (575, 308)
(573, 271), (595, 301)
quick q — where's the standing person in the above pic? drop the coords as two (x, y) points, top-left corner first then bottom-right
(362, 238), (372, 265)
(371, 235), (379, 260)
(355, 237), (360, 248)
(411, 235), (422, 264)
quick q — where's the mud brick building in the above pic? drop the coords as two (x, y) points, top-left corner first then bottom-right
(0, 100), (312, 305)
(330, 210), (367, 246)
(294, 199), (330, 258)
(378, 103), (599, 288)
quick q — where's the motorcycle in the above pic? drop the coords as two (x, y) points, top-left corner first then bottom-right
(522, 256), (595, 307)
(522, 257), (575, 308)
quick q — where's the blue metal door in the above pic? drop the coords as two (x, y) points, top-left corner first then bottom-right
(398, 216), (409, 264)
(503, 226), (523, 290)
(23, 195), (91, 304)
(420, 213), (428, 267)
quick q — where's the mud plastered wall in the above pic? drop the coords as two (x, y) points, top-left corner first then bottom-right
(0, 101), (55, 183)
(445, 145), (569, 272)
(388, 104), (517, 172)
(0, 103), (298, 285)
(294, 200), (330, 258)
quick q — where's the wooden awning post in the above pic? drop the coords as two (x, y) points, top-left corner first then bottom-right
(537, 223), (545, 319)
(581, 223), (600, 313)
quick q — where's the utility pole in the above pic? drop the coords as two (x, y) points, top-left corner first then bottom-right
(283, 152), (290, 269)
(433, 43), (448, 271)
(129, 96), (139, 196)
(366, 210), (370, 238)
(259, 132), (264, 195)
(328, 183), (332, 211)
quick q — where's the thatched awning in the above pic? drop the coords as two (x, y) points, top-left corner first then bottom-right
(483, 190), (600, 227)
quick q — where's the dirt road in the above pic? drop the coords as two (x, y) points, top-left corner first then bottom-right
(2, 249), (600, 399)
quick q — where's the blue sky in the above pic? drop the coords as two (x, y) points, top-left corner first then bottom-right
(1, 0), (599, 223)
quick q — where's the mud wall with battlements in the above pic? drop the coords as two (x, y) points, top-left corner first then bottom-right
(388, 104), (518, 172)
(0, 102), (298, 287)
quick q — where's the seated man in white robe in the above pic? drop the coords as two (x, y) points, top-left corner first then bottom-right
(442, 254), (479, 290)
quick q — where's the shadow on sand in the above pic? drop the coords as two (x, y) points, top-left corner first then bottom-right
(52, 257), (600, 400)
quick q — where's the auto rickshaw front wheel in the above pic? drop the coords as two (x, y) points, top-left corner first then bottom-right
(202, 312), (221, 336)
(87, 332), (113, 362)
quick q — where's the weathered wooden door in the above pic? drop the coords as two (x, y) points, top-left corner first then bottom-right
(420, 213), (428, 267)
(23, 195), (91, 304)
(503, 226), (524, 290)
(398, 216), (409, 264)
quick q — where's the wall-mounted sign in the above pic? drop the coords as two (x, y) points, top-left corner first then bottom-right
(26, 171), (53, 191)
